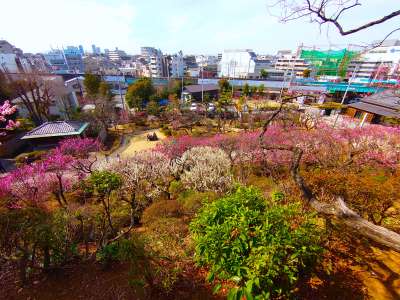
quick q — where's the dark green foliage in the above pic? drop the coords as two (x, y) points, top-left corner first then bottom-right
(83, 74), (101, 97)
(146, 97), (160, 116)
(190, 186), (323, 299)
(203, 92), (212, 103)
(86, 171), (122, 196)
(260, 69), (268, 79)
(242, 83), (250, 96)
(0, 208), (76, 283)
(250, 85), (258, 96)
(125, 78), (155, 109)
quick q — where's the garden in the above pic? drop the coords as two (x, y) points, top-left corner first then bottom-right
(1, 105), (400, 299)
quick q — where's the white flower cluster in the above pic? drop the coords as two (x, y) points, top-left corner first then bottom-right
(179, 146), (233, 193)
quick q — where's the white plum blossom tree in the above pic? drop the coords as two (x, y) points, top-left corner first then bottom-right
(179, 146), (233, 193)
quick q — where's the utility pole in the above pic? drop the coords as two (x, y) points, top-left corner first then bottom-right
(333, 64), (359, 128)
(201, 57), (204, 103)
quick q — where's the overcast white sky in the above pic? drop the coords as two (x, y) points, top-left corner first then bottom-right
(1, 0), (399, 55)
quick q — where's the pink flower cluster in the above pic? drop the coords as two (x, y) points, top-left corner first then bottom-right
(155, 123), (400, 170)
(0, 100), (20, 131)
(0, 137), (99, 208)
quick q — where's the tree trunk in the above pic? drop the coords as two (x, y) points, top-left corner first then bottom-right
(290, 147), (400, 252)
(101, 194), (115, 234)
(57, 174), (67, 206)
(43, 246), (50, 271)
(18, 251), (29, 285)
(130, 194), (136, 227)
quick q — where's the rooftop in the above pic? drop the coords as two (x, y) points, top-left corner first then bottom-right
(348, 89), (400, 118)
(21, 121), (89, 140)
(184, 84), (219, 93)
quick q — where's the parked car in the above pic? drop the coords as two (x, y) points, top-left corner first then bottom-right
(207, 103), (216, 112)
(189, 103), (198, 111)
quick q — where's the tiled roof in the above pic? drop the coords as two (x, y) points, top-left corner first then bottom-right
(348, 89), (400, 118)
(184, 84), (219, 93)
(21, 121), (89, 139)
(349, 102), (400, 118)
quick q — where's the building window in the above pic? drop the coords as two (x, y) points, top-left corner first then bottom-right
(354, 111), (363, 119)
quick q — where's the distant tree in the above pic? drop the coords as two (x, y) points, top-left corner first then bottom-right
(260, 69), (268, 79)
(218, 78), (231, 93)
(169, 79), (187, 99)
(98, 81), (113, 101)
(83, 74), (101, 98)
(125, 78), (155, 110)
(302, 69), (311, 78)
(94, 82), (116, 129)
(9, 74), (56, 126)
(258, 84), (265, 98)
(242, 83), (250, 97)
(146, 97), (160, 116)
(250, 85), (258, 96)
(86, 171), (122, 233)
(203, 92), (211, 103)
(159, 86), (170, 99)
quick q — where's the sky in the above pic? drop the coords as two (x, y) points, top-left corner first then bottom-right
(1, 0), (399, 55)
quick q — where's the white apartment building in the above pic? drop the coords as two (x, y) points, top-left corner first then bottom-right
(0, 40), (31, 73)
(0, 53), (20, 73)
(218, 49), (257, 78)
(107, 48), (127, 61)
(275, 54), (310, 76)
(169, 51), (185, 77)
(348, 40), (400, 80)
(149, 55), (164, 77)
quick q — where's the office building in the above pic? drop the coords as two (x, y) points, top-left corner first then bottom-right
(63, 46), (85, 73)
(44, 50), (69, 73)
(78, 45), (84, 56)
(91, 44), (101, 55)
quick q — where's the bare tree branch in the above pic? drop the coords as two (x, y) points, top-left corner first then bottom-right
(272, 0), (400, 36)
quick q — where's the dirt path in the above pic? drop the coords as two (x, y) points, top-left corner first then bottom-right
(119, 129), (166, 158)
(351, 247), (400, 299)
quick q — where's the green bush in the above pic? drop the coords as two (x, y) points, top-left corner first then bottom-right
(190, 186), (322, 299)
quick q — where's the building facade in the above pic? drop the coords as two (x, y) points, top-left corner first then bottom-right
(107, 47), (127, 61)
(348, 40), (400, 81)
(0, 40), (32, 73)
(63, 46), (85, 73)
(218, 49), (258, 78)
(275, 54), (310, 77)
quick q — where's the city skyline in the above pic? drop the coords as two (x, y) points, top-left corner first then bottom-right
(1, 0), (400, 55)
